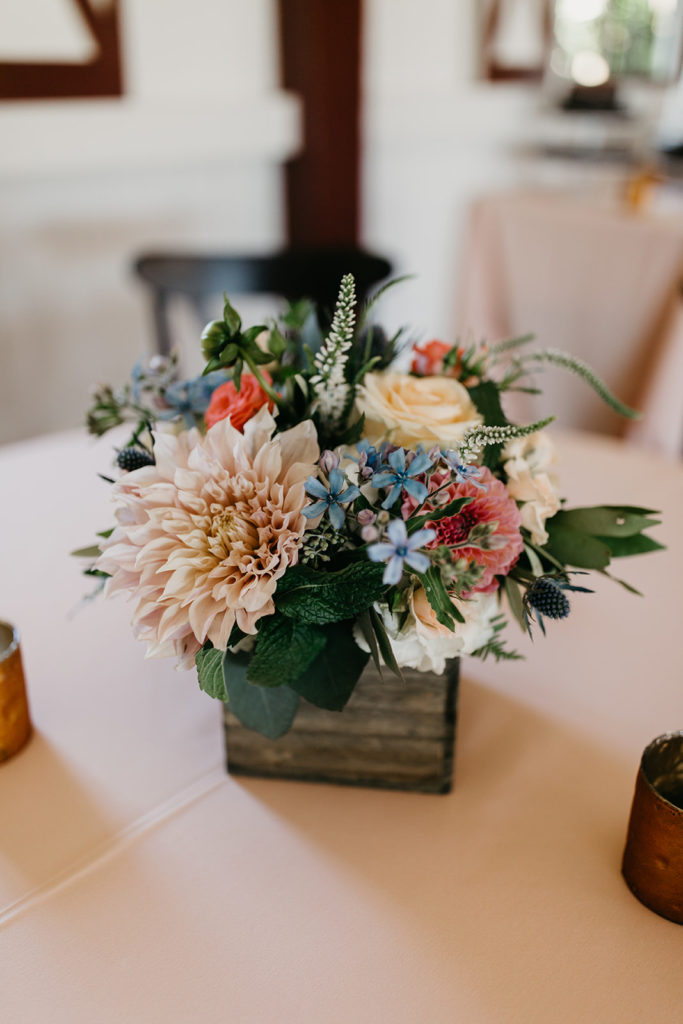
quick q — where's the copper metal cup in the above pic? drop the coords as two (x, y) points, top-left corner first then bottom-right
(622, 731), (683, 924)
(0, 621), (32, 763)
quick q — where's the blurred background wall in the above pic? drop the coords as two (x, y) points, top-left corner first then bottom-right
(1, 0), (683, 444)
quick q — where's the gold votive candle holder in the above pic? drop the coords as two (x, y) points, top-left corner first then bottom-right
(622, 731), (683, 925)
(0, 621), (32, 763)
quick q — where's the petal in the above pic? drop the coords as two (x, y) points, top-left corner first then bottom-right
(328, 467), (345, 494)
(305, 476), (330, 500)
(336, 485), (360, 504)
(367, 542), (396, 562)
(388, 447), (406, 473)
(404, 551), (430, 574)
(386, 518), (408, 546)
(383, 555), (405, 586)
(409, 451), (433, 476)
(328, 502), (346, 530)
(302, 500), (328, 519)
(381, 483), (403, 509)
(403, 478), (428, 502)
(408, 527), (436, 549)
(371, 472), (396, 488)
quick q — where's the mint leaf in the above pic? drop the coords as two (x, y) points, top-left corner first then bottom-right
(223, 650), (298, 739)
(196, 645), (227, 701)
(247, 614), (326, 687)
(288, 622), (369, 711)
(276, 562), (386, 624)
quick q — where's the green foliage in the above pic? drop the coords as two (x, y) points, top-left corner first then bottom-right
(287, 621), (369, 711)
(368, 606), (404, 680)
(407, 495), (473, 534)
(457, 418), (554, 465)
(275, 562), (386, 624)
(196, 645), (227, 701)
(247, 614), (326, 687)
(545, 522), (612, 570)
(524, 350), (640, 420)
(466, 380), (510, 468)
(415, 566), (465, 630)
(471, 614), (523, 662)
(503, 576), (526, 632)
(545, 505), (663, 570)
(223, 650), (299, 739)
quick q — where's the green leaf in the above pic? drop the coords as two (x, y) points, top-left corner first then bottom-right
(222, 295), (242, 336)
(223, 650), (299, 739)
(466, 380), (509, 468)
(369, 606), (404, 680)
(596, 533), (665, 558)
(276, 562), (387, 624)
(599, 569), (643, 596)
(545, 522), (611, 570)
(407, 495), (473, 534)
(554, 506), (660, 538)
(96, 528), (114, 539)
(196, 645), (227, 701)
(267, 324), (287, 358)
(232, 357), (243, 391)
(524, 543), (544, 577)
(71, 545), (102, 558)
(335, 413), (366, 446)
(201, 319), (230, 359)
(247, 615), (326, 687)
(356, 608), (382, 674)
(288, 621), (369, 711)
(415, 566), (465, 629)
(503, 575), (526, 632)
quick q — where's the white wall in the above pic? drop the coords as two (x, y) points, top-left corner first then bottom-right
(360, 0), (667, 341)
(0, 0), (299, 444)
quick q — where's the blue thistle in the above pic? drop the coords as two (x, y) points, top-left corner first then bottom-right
(523, 574), (592, 636)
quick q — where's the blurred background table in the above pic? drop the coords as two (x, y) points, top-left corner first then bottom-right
(458, 190), (683, 454)
(1, 427), (681, 1023)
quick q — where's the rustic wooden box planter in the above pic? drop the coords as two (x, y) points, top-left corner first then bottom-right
(223, 659), (459, 794)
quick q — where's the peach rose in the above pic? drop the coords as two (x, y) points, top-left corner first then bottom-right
(205, 373), (273, 432)
(355, 370), (482, 448)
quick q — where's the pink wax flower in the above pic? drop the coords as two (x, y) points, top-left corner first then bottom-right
(403, 466), (523, 594)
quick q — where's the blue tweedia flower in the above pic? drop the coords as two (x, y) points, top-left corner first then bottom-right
(371, 447), (433, 509)
(367, 518), (436, 585)
(158, 371), (228, 428)
(303, 468), (361, 530)
(440, 450), (487, 490)
(346, 439), (384, 479)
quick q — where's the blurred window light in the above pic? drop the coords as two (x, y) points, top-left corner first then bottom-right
(571, 48), (612, 82)
(558, 0), (609, 22)
(0, 0), (98, 63)
(648, 0), (678, 14)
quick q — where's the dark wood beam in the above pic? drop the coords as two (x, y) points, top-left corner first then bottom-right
(278, 0), (362, 246)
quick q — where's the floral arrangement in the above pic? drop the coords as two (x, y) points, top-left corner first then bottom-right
(77, 275), (662, 739)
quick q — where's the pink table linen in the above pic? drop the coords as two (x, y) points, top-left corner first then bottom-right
(1, 428), (682, 1022)
(458, 191), (683, 454)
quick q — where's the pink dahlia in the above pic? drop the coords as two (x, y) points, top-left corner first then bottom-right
(404, 466), (523, 594)
(96, 408), (319, 668)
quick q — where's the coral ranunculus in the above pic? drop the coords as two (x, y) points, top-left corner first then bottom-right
(205, 373), (273, 432)
(404, 466), (523, 594)
(411, 339), (454, 376)
(96, 408), (319, 668)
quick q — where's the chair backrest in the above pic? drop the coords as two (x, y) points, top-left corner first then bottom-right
(133, 248), (393, 356)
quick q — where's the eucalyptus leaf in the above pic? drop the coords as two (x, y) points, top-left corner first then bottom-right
(223, 650), (299, 739)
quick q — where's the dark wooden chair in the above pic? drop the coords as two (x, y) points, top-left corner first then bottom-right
(133, 248), (393, 356)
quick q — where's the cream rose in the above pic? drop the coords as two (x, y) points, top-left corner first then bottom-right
(354, 589), (499, 675)
(503, 431), (561, 546)
(355, 371), (482, 448)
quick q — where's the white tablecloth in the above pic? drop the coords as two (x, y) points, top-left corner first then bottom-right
(1, 429), (681, 1022)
